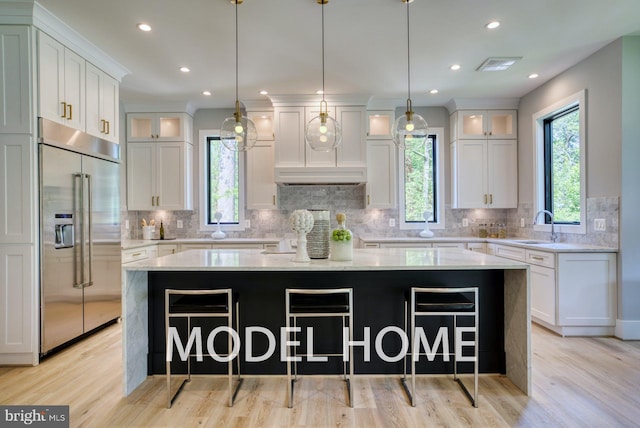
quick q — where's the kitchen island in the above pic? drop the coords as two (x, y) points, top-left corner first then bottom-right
(122, 247), (530, 397)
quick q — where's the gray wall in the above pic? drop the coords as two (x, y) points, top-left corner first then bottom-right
(620, 36), (640, 322)
(517, 39), (622, 202)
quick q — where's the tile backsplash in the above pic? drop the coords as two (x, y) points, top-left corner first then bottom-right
(122, 187), (619, 249)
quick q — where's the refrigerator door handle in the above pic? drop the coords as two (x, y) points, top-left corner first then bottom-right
(85, 173), (94, 288)
(73, 173), (84, 289)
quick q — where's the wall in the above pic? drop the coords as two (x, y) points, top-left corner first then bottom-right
(619, 36), (640, 329)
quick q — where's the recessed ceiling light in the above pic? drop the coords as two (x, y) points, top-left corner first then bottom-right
(429, 89), (439, 94)
(259, 90), (268, 95)
(528, 73), (539, 79)
(450, 64), (461, 71)
(202, 91), (212, 96)
(316, 90), (324, 95)
(137, 23), (152, 32)
(179, 67), (190, 73)
(485, 21), (500, 29)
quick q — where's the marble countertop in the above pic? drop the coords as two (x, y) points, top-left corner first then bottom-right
(122, 237), (280, 250)
(122, 247), (528, 272)
(358, 236), (617, 253)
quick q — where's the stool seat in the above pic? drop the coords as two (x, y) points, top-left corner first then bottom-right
(170, 294), (228, 313)
(415, 292), (475, 312)
(290, 293), (350, 313)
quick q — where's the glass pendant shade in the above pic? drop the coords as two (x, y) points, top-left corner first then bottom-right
(392, 109), (428, 149)
(220, 109), (257, 152)
(306, 112), (342, 152)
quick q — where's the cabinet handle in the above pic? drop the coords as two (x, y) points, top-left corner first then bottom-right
(531, 256), (544, 261)
(106, 121), (110, 135)
(484, 194), (488, 204)
(61, 102), (67, 118)
(156, 196), (159, 206)
(489, 194), (493, 204)
(367, 194), (371, 205)
(67, 104), (73, 120)
(151, 196), (155, 206)
(272, 195), (276, 205)
(489, 131), (492, 136)
(132, 252), (142, 257)
(101, 119), (106, 133)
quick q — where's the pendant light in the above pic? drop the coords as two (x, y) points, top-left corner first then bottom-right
(305, 0), (342, 152)
(220, 0), (257, 152)
(392, 0), (428, 149)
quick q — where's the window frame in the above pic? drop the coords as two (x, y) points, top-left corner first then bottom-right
(532, 90), (587, 234)
(398, 127), (445, 230)
(198, 129), (246, 232)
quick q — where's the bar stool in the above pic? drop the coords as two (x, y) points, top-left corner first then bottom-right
(402, 287), (479, 407)
(165, 288), (242, 408)
(285, 288), (354, 408)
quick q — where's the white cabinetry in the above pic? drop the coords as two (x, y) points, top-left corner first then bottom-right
(450, 109), (517, 209)
(366, 140), (396, 208)
(122, 245), (157, 264)
(0, 26), (31, 134)
(157, 245), (178, 257)
(273, 105), (367, 183)
(246, 110), (277, 209)
(127, 113), (192, 142)
(38, 31), (85, 130)
(492, 243), (617, 336)
(366, 110), (394, 139)
(451, 139), (517, 208)
(85, 63), (119, 143)
(247, 140), (277, 209)
(0, 135), (33, 243)
(451, 110), (517, 140)
(126, 142), (193, 211)
(466, 243), (487, 253)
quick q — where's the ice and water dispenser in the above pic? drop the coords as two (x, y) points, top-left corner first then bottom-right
(54, 213), (74, 249)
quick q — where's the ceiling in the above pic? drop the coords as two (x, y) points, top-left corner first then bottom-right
(36, 0), (640, 111)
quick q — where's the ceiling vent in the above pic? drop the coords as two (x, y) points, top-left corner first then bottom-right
(476, 57), (522, 71)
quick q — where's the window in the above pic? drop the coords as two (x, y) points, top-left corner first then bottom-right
(533, 90), (586, 234)
(199, 130), (246, 231)
(543, 106), (580, 224)
(399, 127), (445, 230)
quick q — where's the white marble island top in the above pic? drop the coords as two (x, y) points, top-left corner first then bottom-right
(123, 247), (529, 272)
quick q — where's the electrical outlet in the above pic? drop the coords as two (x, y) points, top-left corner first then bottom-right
(245, 219), (251, 228)
(594, 218), (606, 231)
(389, 218), (396, 227)
(177, 220), (183, 229)
(125, 220), (130, 230)
(520, 218), (525, 228)
(462, 218), (469, 227)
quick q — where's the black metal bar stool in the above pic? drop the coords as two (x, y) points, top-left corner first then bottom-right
(285, 288), (354, 408)
(165, 288), (242, 408)
(402, 287), (479, 407)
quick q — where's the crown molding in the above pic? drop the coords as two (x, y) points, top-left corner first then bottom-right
(268, 94), (371, 107)
(445, 97), (520, 113)
(123, 102), (194, 116)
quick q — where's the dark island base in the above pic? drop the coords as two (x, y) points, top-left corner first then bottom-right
(148, 270), (505, 376)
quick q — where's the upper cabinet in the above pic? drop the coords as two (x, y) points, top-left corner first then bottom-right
(85, 63), (119, 143)
(366, 139), (396, 209)
(38, 31), (85, 131)
(246, 111), (274, 141)
(38, 31), (120, 142)
(273, 104), (367, 184)
(451, 110), (517, 140)
(366, 110), (394, 139)
(450, 109), (518, 209)
(127, 113), (193, 142)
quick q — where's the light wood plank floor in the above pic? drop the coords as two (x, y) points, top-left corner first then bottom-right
(1, 322), (639, 427)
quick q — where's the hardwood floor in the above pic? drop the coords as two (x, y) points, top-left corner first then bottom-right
(1, 322), (639, 427)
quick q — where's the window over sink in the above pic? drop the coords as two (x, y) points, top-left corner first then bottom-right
(399, 127), (445, 230)
(199, 130), (246, 232)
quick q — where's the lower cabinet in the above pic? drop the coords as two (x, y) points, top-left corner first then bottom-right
(530, 264), (556, 325)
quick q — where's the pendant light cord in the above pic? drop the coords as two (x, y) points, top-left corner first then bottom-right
(321, 1), (326, 103)
(406, 0), (411, 105)
(235, 1), (239, 107)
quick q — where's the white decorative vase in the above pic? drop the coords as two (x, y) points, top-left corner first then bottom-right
(289, 210), (314, 263)
(419, 211), (434, 238)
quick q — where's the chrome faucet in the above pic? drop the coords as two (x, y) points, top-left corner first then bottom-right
(533, 210), (558, 242)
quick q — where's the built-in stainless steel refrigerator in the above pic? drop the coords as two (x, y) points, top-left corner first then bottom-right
(39, 118), (121, 355)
